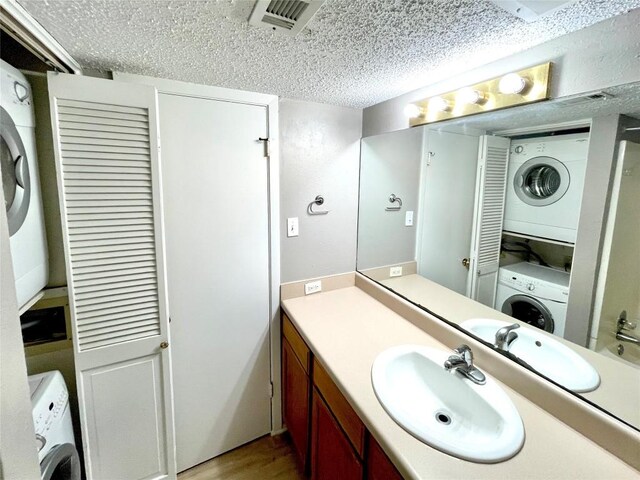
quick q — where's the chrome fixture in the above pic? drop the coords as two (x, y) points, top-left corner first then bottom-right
(616, 332), (640, 346)
(616, 310), (640, 345)
(495, 323), (520, 352)
(385, 194), (403, 211)
(307, 195), (329, 215)
(444, 345), (486, 385)
(616, 310), (639, 345)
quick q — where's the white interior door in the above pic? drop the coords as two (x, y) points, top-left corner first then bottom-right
(157, 93), (271, 471)
(48, 73), (176, 480)
(469, 135), (511, 306)
(416, 130), (480, 295)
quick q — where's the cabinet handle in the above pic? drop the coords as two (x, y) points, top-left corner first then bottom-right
(160, 341), (169, 349)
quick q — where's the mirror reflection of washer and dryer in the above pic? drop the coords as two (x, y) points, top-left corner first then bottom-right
(1, 58), (48, 308)
(497, 131), (589, 340)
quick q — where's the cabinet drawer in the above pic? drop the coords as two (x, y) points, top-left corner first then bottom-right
(313, 358), (365, 458)
(283, 313), (310, 373)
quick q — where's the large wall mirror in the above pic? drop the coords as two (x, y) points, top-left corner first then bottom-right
(357, 81), (640, 431)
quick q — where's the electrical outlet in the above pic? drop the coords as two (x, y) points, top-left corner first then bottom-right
(390, 266), (403, 277)
(405, 211), (414, 226)
(287, 217), (299, 237)
(304, 280), (322, 295)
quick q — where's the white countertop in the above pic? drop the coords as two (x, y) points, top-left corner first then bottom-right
(282, 285), (638, 479)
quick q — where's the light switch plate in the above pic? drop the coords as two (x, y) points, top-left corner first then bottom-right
(304, 280), (322, 295)
(287, 217), (299, 237)
(390, 266), (403, 277)
(405, 211), (414, 227)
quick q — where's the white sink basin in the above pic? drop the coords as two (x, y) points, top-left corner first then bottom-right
(371, 345), (525, 463)
(461, 319), (600, 393)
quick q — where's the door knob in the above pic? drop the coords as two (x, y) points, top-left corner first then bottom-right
(462, 258), (470, 268)
(160, 341), (169, 349)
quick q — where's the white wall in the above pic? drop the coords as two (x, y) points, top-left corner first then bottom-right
(279, 99), (362, 283)
(0, 187), (41, 479)
(358, 127), (422, 270)
(362, 8), (640, 137)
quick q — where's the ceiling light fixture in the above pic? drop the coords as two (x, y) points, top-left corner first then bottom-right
(428, 96), (450, 112)
(458, 87), (488, 105)
(498, 73), (530, 95)
(403, 104), (423, 118)
(406, 62), (551, 128)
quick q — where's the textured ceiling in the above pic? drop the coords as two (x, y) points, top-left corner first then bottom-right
(18, 0), (640, 108)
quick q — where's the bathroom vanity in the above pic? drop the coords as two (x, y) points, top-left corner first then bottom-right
(280, 273), (639, 479)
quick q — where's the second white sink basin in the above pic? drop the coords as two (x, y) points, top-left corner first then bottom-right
(461, 318), (600, 393)
(371, 345), (525, 463)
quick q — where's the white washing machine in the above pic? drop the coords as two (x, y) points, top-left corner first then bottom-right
(1, 59), (48, 308)
(29, 370), (81, 480)
(503, 132), (590, 243)
(495, 262), (570, 338)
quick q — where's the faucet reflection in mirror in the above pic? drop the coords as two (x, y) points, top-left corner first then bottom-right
(357, 92), (640, 431)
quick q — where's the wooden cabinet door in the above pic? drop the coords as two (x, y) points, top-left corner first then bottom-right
(367, 435), (403, 480)
(282, 337), (310, 470)
(311, 389), (363, 480)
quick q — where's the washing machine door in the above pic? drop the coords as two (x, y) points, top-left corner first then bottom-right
(1, 106), (31, 236)
(513, 156), (570, 207)
(501, 294), (555, 333)
(40, 443), (81, 480)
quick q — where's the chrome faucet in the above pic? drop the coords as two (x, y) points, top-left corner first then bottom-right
(444, 345), (486, 385)
(495, 323), (520, 352)
(616, 310), (639, 345)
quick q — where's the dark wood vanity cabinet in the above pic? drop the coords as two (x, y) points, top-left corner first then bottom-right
(311, 389), (364, 480)
(367, 435), (404, 480)
(282, 312), (404, 480)
(282, 315), (311, 471)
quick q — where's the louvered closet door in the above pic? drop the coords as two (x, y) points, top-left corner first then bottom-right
(47, 73), (176, 480)
(469, 135), (511, 307)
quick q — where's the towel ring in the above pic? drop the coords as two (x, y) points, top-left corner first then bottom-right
(385, 194), (403, 211)
(308, 195), (329, 215)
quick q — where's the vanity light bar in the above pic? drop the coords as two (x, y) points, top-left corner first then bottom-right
(406, 62), (552, 127)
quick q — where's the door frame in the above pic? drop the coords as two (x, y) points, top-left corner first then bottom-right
(110, 72), (283, 431)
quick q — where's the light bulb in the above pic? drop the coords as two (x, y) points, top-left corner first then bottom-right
(428, 96), (449, 112)
(458, 87), (487, 105)
(498, 73), (529, 94)
(403, 104), (422, 118)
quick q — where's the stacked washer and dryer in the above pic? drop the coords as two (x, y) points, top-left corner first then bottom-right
(496, 133), (589, 339)
(1, 58), (48, 307)
(2, 60), (80, 478)
(29, 371), (81, 480)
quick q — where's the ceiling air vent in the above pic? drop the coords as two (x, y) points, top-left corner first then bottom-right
(488, 1), (577, 22)
(249, 0), (325, 35)
(549, 91), (615, 109)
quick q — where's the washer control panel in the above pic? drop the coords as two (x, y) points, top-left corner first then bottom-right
(32, 388), (69, 438)
(498, 267), (569, 303)
(1, 68), (31, 106)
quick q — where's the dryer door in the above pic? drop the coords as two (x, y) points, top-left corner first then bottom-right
(501, 294), (555, 333)
(513, 156), (569, 207)
(1, 106), (31, 236)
